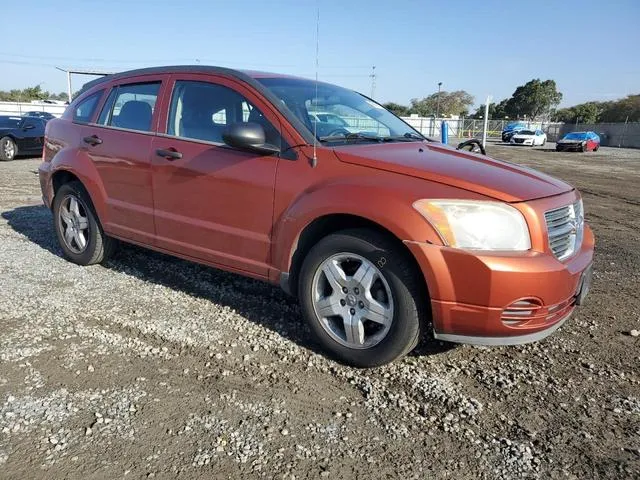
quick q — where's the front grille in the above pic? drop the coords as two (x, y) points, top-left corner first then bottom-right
(514, 138), (525, 143)
(545, 201), (584, 261)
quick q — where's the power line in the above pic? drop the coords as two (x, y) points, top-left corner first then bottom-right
(0, 52), (371, 70)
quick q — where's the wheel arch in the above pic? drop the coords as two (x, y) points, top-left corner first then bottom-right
(48, 150), (109, 223)
(282, 213), (430, 302)
(52, 170), (82, 196)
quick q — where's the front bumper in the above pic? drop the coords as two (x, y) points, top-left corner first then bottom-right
(556, 143), (583, 151)
(404, 221), (595, 346)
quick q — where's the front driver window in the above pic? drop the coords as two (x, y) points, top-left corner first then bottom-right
(167, 80), (280, 148)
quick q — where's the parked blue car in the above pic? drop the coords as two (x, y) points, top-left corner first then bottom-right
(501, 122), (527, 142)
(556, 131), (600, 152)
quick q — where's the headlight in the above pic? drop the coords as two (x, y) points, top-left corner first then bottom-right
(413, 200), (531, 251)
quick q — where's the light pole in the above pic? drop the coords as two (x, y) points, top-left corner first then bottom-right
(436, 82), (442, 118)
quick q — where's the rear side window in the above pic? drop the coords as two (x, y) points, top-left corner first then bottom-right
(100, 82), (160, 132)
(73, 91), (103, 123)
(167, 80), (280, 147)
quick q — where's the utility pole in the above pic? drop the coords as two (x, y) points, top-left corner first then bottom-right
(481, 95), (493, 149)
(436, 82), (443, 118)
(369, 66), (376, 99)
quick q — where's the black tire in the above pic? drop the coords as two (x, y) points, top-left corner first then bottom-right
(0, 136), (17, 161)
(593, 144), (599, 152)
(52, 181), (117, 265)
(298, 228), (426, 367)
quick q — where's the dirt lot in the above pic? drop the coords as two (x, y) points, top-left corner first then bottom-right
(0, 144), (639, 479)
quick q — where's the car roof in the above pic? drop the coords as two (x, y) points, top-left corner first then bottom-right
(76, 65), (317, 145)
(79, 65), (306, 93)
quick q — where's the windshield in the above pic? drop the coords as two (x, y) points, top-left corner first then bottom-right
(256, 77), (421, 142)
(564, 132), (588, 140)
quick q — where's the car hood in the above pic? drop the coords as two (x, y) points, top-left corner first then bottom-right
(557, 138), (585, 144)
(333, 142), (573, 202)
(512, 134), (535, 139)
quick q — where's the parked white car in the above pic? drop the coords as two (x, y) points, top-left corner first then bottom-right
(510, 129), (547, 147)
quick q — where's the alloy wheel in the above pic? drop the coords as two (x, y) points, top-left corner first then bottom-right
(2, 139), (15, 159)
(311, 253), (394, 349)
(58, 195), (90, 254)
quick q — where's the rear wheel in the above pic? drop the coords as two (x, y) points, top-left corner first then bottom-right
(0, 136), (17, 161)
(52, 181), (117, 265)
(298, 229), (426, 367)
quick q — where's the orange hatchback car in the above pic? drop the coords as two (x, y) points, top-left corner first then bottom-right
(39, 66), (594, 367)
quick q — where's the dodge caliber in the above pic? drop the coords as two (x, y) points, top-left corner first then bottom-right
(39, 66), (594, 367)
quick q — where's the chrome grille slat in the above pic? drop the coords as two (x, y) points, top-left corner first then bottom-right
(546, 209), (570, 221)
(548, 223), (575, 238)
(546, 215), (571, 228)
(545, 201), (584, 261)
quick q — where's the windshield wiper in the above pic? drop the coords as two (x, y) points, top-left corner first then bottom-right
(383, 132), (426, 141)
(320, 132), (428, 144)
(319, 132), (386, 143)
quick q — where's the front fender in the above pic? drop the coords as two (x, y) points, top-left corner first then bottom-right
(272, 181), (444, 274)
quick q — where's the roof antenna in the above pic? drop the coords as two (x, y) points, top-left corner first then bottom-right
(310, 4), (319, 168)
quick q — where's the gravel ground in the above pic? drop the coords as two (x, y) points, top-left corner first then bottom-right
(0, 144), (639, 479)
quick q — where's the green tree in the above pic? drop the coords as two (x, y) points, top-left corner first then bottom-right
(470, 99), (511, 119)
(409, 90), (474, 117)
(504, 79), (562, 120)
(553, 102), (603, 124)
(599, 94), (640, 122)
(382, 102), (410, 116)
(0, 84), (57, 102)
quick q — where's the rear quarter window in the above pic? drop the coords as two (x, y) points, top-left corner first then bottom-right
(73, 91), (103, 124)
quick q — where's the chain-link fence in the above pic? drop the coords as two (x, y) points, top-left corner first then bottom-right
(398, 117), (565, 142)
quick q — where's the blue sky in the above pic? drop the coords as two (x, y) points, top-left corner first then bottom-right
(1, 0), (638, 109)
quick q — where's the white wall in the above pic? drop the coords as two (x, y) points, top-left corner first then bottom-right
(0, 101), (67, 118)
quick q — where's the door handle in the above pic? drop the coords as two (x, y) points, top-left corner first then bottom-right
(83, 135), (102, 146)
(156, 148), (183, 161)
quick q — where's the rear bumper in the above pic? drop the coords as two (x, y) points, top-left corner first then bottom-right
(404, 224), (595, 345)
(38, 162), (53, 208)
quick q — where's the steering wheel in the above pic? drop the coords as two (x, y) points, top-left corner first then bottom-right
(456, 139), (486, 155)
(324, 128), (350, 137)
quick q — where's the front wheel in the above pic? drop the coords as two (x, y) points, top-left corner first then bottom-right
(298, 229), (426, 367)
(0, 136), (17, 161)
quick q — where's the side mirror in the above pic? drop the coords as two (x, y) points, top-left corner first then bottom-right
(456, 138), (486, 155)
(222, 122), (279, 155)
